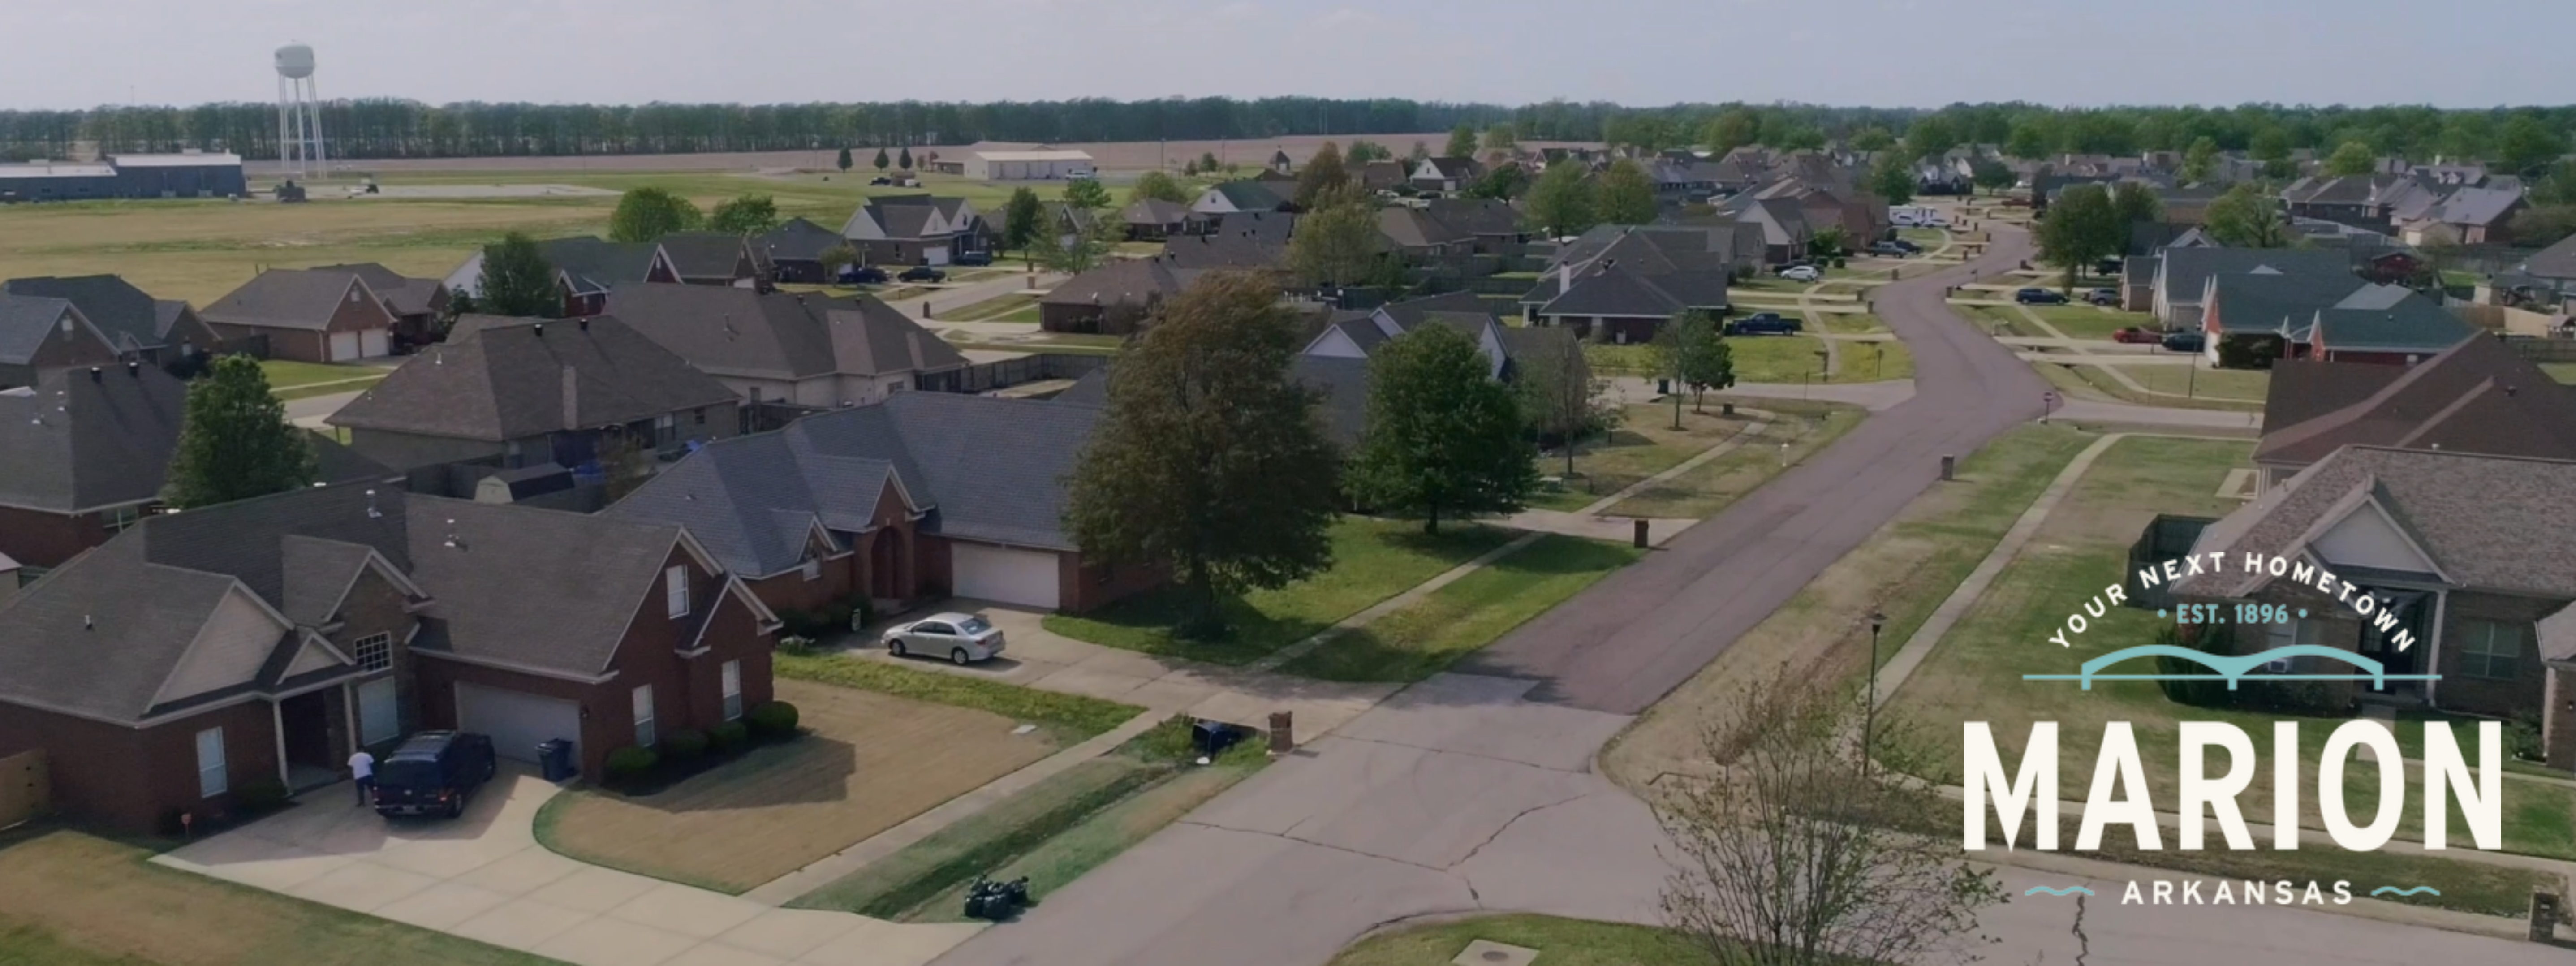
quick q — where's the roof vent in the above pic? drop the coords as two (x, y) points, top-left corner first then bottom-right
(532, 322), (544, 337)
(125, 360), (140, 377)
(87, 367), (101, 383)
(364, 488), (382, 519)
(442, 518), (464, 550)
(578, 317), (590, 332)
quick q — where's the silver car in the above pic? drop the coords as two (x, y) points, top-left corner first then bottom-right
(882, 612), (1007, 664)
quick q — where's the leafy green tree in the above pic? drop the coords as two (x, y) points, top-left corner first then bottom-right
(1444, 125), (1478, 159)
(1704, 108), (1760, 156)
(161, 354), (317, 509)
(1348, 326), (1536, 535)
(1519, 335), (1617, 479)
(1344, 140), (1391, 164)
(2250, 127), (2295, 178)
(708, 194), (780, 235)
(478, 231), (559, 318)
(1808, 226), (1849, 259)
(1463, 164), (1527, 200)
(2111, 183), (2163, 226)
(896, 146), (913, 170)
(873, 147), (889, 171)
(2497, 115), (2569, 177)
(608, 187), (703, 242)
(1525, 160), (1598, 237)
(2509, 205), (2576, 249)
(1063, 272), (1341, 638)
(1970, 157), (2015, 194)
(1848, 128), (1894, 153)
(1063, 177), (1112, 210)
(1772, 126), (1827, 152)
(818, 243), (857, 281)
(2035, 183), (2122, 290)
(1286, 186), (1382, 287)
(1902, 115), (1956, 161)
(1294, 141), (1350, 208)
(2181, 136), (2219, 183)
(1409, 141), (1432, 162)
(2204, 182), (2289, 248)
(2531, 161), (2576, 207)
(2323, 140), (2377, 177)
(2438, 116), (2495, 161)
(836, 147), (853, 173)
(1484, 125), (1519, 152)
(1002, 186), (1045, 262)
(1651, 313), (1735, 421)
(1867, 152), (1915, 205)
(1038, 205), (1118, 274)
(1596, 158), (1657, 224)
(1199, 150), (1221, 172)
(2004, 121), (2051, 160)
(1129, 170), (1190, 205)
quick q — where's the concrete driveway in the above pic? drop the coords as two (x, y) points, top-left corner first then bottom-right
(155, 772), (980, 966)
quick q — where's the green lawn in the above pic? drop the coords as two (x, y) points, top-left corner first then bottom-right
(2034, 362), (2267, 413)
(1280, 535), (1641, 682)
(1834, 339), (1913, 382)
(1605, 401), (1865, 519)
(1043, 517), (1519, 665)
(1898, 227), (1951, 249)
(257, 358), (383, 390)
(1820, 311), (1887, 335)
(2022, 305), (2158, 341)
(1529, 403), (1758, 512)
(774, 651), (1141, 742)
(1727, 334), (1834, 384)
(945, 292), (1041, 323)
(2092, 362), (2270, 401)
(1328, 914), (1716, 966)
(2544, 362), (2576, 385)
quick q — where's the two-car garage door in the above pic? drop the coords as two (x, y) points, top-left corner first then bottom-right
(455, 683), (580, 765)
(324, 329), (389, 362)
(950, 543), (1061, 609)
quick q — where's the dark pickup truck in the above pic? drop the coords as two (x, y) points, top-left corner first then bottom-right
(373, 731), (498, 820)
(1724, 312), (1803, 336)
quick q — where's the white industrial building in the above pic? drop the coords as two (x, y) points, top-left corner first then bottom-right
(962, 150), (1096, 181)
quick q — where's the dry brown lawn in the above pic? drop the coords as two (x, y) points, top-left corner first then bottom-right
(537, 678), (1058, 893)
(0, 829), (546, 965)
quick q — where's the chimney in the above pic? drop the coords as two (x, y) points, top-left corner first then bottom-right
(560, 365), (578, 429)
(1558, 263), (1572, 295)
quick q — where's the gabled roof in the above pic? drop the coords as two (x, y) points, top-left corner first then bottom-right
(2521, 233), (2576, 280)
(2159, 247), (2354, 306)
(1039, 256), (1203, 309)
(2306, 298), (2476, 353)
(2255, 335), (2576, 468)
(655, 232), (752, 280)
(1120, 198), (1192, 227)
(2179, 446), (2576, 599)
(2422, 186), (2523, 228)
(327, 315), (737, 442)
(4, 275), (178, 354)
(1059, 354), (1371, 448)
(758, 217), (846, 263)
(1422, 198), (1521, 237)
(307, 263), (446, 317)
(1378, 206), (1469, 249)
(844, 196), (980, 241)
(200, 269), (380, 332)
(0, 293), (107, 365)
(535, 237), (668, 295)
(2205, 272), (2372, 335)
(0, 363), (189, 513)
(1534, 265), (1730, 319)
(1164, 214), (1292, 270)
(1204, 181), (1288, 211)
(604, 283), (964, 385)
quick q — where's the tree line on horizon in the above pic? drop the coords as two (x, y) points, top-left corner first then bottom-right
(4, 98), (2571, 173)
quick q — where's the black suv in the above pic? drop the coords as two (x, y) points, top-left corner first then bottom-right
(373, 731), (498, 819)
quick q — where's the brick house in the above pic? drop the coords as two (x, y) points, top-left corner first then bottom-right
(0, 293), (121, 388)
(604, 282), (966, 409)
(2172, 446), (2576, 769)
(308, 263), (452, 347)
(609, 391), (1163, 617)
(4, 275), (222, 366)
(201, 268), (401, 363)
(837, 197), (991, 267)
(2250, 335), (2576, 494)
(0, 484), (778, 834)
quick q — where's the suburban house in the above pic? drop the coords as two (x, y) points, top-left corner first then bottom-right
(0, 482), (779, 833)
(429, 237), (681, 319)
(1355, 160), (1410, 193)
(1162, 214), (1293, 271)
(2395, 186), (2528, 247)
(305, 263), (452, 348)
(2280, 174), (2415, 229)
(611, 392), (1163, 614)
(2152, 185), (2226, 225)
(201, 267), (402, 363)
(2148, 247), (2354, 330)
(2199, 275), (2472, 366)
(756, 217), (850, 285)
(2250, 335), (2576, 493)
(1038, 254), (1200, 334)
(2505, 233), (2576, 306)
(604, 282), (966, 408)
(1305, 291), (1581, 387)
(1119, 198), (1196, 241)
(957, 149), (1094, 181)
(326, 315), (739, 474)
(1409, 157), (1484, 194)
(839, 197), (990, 267)
(2171, 446), (2576, 767)
(1192, 181), (1292, 220)
(1714, 195), (1814, 263)
(4, 275), (221, 366)
(1378, 206), (1471, 258)
(1517, 225), (1741, 342)
(0, 293), (121, 388)
(1422, 198), (1531, 252)
(1646, 158), (1728, 202)
(1060, 353), (1375, 450)
(654, 232), (762, 288)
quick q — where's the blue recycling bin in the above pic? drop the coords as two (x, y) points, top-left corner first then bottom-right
(537, 739), (577, 782)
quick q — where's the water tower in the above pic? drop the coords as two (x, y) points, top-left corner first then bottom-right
(275, 43), (324, 179)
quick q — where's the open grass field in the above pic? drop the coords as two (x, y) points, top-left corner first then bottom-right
(2033, 360), (2267, 413)
(1327, 914), (1714, 966)
(533, 677), (1060, 893)
(1043, 516), (1518, 666)
(1724, 333), (1833, 383)
(945, 292), (1042, 323)
(1835, 338), (1913, 381)
(1279, 534), (1641, 682)
(0, 828), (549, 966)
(1604, 401), (1865, 520)
(1529, 403), (1760, 512)
(257, 358), (384, 389)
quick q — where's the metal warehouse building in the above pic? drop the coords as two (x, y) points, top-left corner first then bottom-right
(0, 161), (121, 202)
(0, 152), (246, 202)
(961, 150), (1096, 181)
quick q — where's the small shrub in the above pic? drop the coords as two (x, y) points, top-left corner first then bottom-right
(2510, 713), (2547, 762)
(233, 777), (289, 813)
(2152, 624), (2230, 709)
(777, 634), (816, 656)
(1127, 715), (1201, 762)
(710, 720), (750, 751)
(777, 609), (826, 638)
(746, 700), (801, 738)
(665, 729), (710, 761)
(605, 745), (659, 782)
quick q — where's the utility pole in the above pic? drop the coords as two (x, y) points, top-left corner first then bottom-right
(1864, 611), (1887, 777)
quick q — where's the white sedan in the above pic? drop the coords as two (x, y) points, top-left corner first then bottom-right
(882, 612), (1008, 664)
(1779, 265), (1822, 282)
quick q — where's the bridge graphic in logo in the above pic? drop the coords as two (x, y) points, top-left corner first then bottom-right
(2021, 645), (2441, 690)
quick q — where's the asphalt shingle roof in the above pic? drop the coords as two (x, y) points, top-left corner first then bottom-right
(327, 315), (737, 441)
(605, 283), (965, 384)
(656, 232), (750, 280)
(2160, 247), (2356, 309)
(538, 237), (665, 294)
(0, 364), (190, 513)
(758, 218), (846, 263)
(4, 275), (171, 354)
(200, 268), (370, 331)
(0, 293), (84, 365)
(2255, 335), (2576, 468)
(2180, 447), (2576, 600)
(309, 263), (445, 317)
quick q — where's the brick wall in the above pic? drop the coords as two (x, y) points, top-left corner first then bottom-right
(2431, 591), (2558, 720)
(0, 504), (111, 569)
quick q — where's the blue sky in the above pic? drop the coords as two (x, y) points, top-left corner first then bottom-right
(4, 0), (2565, 110)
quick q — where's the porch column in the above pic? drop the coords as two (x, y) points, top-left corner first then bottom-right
(2424, 589), (2451, 707)
(271, 700), (292, 792)
(340, 681), (360, 761)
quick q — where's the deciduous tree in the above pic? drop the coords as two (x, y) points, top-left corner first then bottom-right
(1848, 127), (1894, 153)
(1596, 157), (1657, 224)
(1463, 164), (1527, 200)
(1037, 204), (1118, 274)
(1444, 124), (1478, 159)
(478, 231), (559, 318)
(2181, 136), (2219, 183)
(1525, 160), (1598, 237)
(1064, 272), (1341, 638)
(1867, 152), (1915, 205)
(2004, 121), (2051, 160)
(818, 243), (857, 281)
(1518, 334), (1615, 479)
(1063, 176), (1112, 210)
(1651, 314), (1735, 423)
(1129, 170), (1190, 205)
(161, 355), (317, 509)
(1294, 141), (1350, 208)
(1344, 140), (1391, 164)
(2204, 182), (2290, 248)
(1901, 114), (1956, 161)
(1484, 124), (1518, 153)
(1002, 186), (1045, 262)
(2508, 205), (2576, 249)
(708, 194), (780, 235)
(2111, 182), (2163, 226)
(1704, 108), (1761, 156)
(1348, 326), (1536, 535)
(836, 147), (853, 173)
(1285, 186), (1383, 287)
(1969, 156), (2015, 194)
(2035, 182), (2122, 289)
(2498, 115), (2569, 177)
(608, 186), (703, 242)
(2324, 140), (2378, 177)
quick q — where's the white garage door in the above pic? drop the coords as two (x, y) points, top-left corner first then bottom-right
(327, 332), (360, 362)
(922, 244), (950, 266)
(455, 683), (580, 763)
(951, 543), (1061, 609)
(359, 329), (388, 358)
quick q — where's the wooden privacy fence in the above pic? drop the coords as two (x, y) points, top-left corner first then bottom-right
(0, 750), (50, 830)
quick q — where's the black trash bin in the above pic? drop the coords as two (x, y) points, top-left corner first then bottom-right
(537, 740), (577, 782)
(1193, 720), (1244, 758)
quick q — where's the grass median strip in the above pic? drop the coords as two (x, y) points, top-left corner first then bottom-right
(1605, 401), (1863, 520)
(775, 651), (1140, 742)
(1282, 535), (1642, 683)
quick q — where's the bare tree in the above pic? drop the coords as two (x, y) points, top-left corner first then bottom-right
(1659, 666), (2005, 966)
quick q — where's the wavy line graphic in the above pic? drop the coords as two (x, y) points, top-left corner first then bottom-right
(2023, 886), (2096, 897)
(2371, 886), (2442, 897)
(2023, 645), (2442, 690)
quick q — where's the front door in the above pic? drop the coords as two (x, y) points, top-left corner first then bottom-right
(2356, 591), (2427, 694)
(278, 690), (339, 791)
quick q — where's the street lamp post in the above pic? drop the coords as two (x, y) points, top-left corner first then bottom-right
(1864, 610), (1887, 777)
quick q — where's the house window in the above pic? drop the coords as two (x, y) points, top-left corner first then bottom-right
(655, 413), (676, 448)
(195, 727), (227, 798)
(2458, 620), (2524, 680)
(694, 407), (706, 426)
(666, 565), (690, 618)
(633, 684), (657, 747)
(800, 559), (822, 582)
(722, 660), (744, 722)
(351, 632), (393, 673)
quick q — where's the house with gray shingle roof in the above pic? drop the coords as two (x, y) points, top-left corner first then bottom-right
(610, 391), (1161, 615)
(0, 293), (120, 388)
(200, 267), (404, 363)
(2171, 446), (2576, 750)
(2397, 186), (2529, 247)
(0, 481), (780, 833)
(3, 275), (221, 366)
(2198, 275), (2470, 366)
(1191, 180), (1291, 220)
(650, 232), (760, 287)
(2251, 335), (2576, 492)
(755, 217), (849, 285)
(1516, 226), (1738, 343)
(839, 196), (991, 268)
(604, 282), (965, 408)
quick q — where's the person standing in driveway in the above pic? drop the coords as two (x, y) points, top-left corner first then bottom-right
(348, 748), (375, 807)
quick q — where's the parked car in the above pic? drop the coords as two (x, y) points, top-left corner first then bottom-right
(883, 612), (1008, 664)
(952, 250), (994, 267)
(2084, 288), (2120, 306)
(2161, 331), (2207, 353)
(1725, 312), (1803, 336)
(1779, 265), (1822, 282)
(1770, 261), (1813, 276)
(868, 176), (894, 186)
(1867, 242), (1911, 257)
(897, 266), (947, 283)
(2014, 288), (2068, 305)
(373, 731), (497, 820)
(1885, 238), (1922, 253)
(841, 266), (890, 285)
(2112, 327), (2163, 345)
(1890, 212), (1921, 227)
